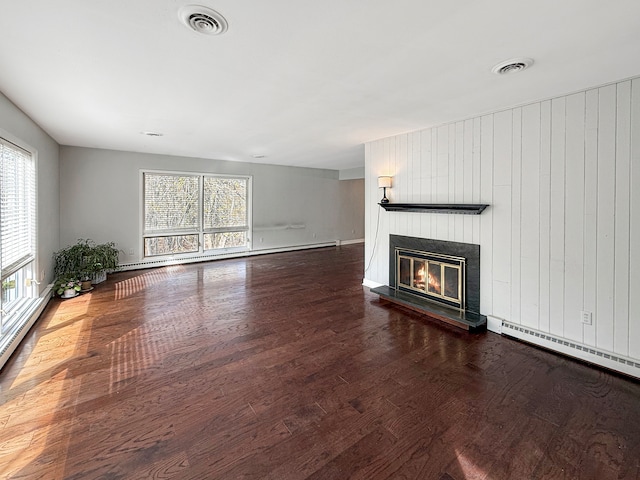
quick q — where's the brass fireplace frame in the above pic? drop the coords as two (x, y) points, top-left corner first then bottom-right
(395, 248), (466, 311)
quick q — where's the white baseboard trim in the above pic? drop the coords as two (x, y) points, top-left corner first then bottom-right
(362, 278), (384, 289)
(337, 238), (364, 246)
(502, 321), (640, 379)
(118, 242), (337, 272)
(0, 284), (53, 371)
(486, 315), (503, 334)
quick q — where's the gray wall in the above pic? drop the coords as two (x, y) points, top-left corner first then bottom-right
(60, 146), (364, 265)
(338, 179), (364, 240)
(0, 92), (59, 292)
(339, 166), (365, 180)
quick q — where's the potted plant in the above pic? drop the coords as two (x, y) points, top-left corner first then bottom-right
(54, 277), (82, 298)
(53, 239), (120, 287)
(89, 241), (119, 284)
(78, 268), (96, 291)
(53, 240), (89, 279)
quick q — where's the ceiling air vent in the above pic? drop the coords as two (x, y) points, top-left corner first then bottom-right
(179, 5), (228, 35)
(491, 58), (534, 75)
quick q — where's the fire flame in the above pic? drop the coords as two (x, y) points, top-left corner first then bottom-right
(415, 266), (425, 289)
(414, 265), (441, 294)
(428, 271), (441, 294)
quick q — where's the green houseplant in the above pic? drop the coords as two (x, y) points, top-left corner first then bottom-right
(90, 241), (119, 273)
(53, 240), (89, 279)
(53, 239), (120, 288)
(54, 277), (82, 298)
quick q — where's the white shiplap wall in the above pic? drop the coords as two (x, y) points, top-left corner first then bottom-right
(364, 77), (640, 373)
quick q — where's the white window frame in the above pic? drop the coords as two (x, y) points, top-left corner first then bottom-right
(140, 169), (252, 259)
(0, 131), (38, 340)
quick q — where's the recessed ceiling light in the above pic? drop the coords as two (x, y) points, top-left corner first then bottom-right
(179, 5), (228, 36)
(491, 57), (534, 75)
(252, 154), (266, 159)
(141, 131), (164, 137)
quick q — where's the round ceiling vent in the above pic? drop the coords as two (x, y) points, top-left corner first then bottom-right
(179, 5), (228, 35)
(491, 58), (534, 75)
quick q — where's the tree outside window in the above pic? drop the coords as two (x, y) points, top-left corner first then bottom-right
(143, 172), (250, 257)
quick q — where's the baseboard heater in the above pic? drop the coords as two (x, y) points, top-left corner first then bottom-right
(501, 321), (640, 379)
(0, 285), (53, 371)
(118, 242), (338, 272)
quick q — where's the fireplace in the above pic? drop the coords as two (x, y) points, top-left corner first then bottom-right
(371, 235), (486, 331)
(396, 248), (465, 311)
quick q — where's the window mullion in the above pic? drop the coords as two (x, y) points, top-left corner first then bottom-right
(199, 175), (204, 254)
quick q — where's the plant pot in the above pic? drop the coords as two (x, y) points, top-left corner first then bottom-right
(91, 270), (107, 284)
(81, 280), (92, 291)
(63, 288), (77, 298)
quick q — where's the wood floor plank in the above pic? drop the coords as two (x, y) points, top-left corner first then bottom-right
(1, 244), (639, 479)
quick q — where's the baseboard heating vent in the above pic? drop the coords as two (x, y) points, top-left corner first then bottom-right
(0, 285), (53, 371)
(502, 322), (640, 379)
(117, 242), (337, 272)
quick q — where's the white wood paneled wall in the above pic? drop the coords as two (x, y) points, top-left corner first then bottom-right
(365, 76), (640, 362)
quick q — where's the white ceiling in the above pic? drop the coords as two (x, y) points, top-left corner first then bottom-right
(1, 1), (640, 170)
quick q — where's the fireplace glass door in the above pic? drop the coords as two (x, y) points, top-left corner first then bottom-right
(396, 248), (466, 310)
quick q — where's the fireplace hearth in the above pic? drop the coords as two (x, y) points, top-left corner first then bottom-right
(371, 235), (486, 331)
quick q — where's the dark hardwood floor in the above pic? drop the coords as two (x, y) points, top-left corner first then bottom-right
(1, 244), (639, 479)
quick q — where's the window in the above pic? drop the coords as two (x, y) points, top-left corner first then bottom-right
(143, 171), (250, 257)
(1, 136), (36, 337)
